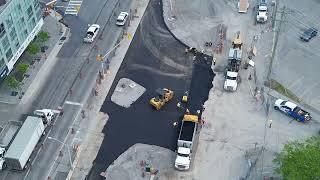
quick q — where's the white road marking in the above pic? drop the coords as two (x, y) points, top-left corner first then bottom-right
(65, 101), (83, 106)
(65, 0), (83, 16)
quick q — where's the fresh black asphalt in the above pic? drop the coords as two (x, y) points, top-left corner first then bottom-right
(88, 0), (215, 179)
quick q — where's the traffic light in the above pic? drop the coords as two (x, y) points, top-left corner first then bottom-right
(96, 54), (103, 61)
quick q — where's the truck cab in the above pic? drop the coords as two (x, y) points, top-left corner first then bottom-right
(224, 71), (238, 91)
(256, 1), (268, 23)
(34, 109), (55, 125)
(175, 147), (191, 170)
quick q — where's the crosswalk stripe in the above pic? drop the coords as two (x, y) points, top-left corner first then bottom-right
(65, 101), (82, 106)
(65, 0), (83, 16)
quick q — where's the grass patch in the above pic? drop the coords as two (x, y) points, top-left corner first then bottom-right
(264, 79), (302, 103)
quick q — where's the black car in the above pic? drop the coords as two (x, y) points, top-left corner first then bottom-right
(300, 27), (318, 42)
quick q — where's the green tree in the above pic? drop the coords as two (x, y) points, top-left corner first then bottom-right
(5, 75), (20, 89)
(38, 31), (50, 44)
(18, 63), (29, 74)
(27, 42), (40, 55)
(273, 136), (320, 180)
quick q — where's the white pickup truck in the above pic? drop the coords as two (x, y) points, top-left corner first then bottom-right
(256, 1), (268, 23)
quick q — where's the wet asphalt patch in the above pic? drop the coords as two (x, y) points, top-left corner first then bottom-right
(87, 0), (215, 179)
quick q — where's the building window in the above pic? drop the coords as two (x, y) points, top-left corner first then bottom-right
(36, 9), (42, 20)
(0, 58), (5, 71)
(5, 48), (13, 60)
(27, 6), (33, 19)
(17, 4), (22, 12)
(18, 17), (26, 31)
(15, 40), (20, 49)
(2, 36), (9, 51)
(6, 15), (13, 29)
(24, 29), (28, 36)
(0, 23), (6, 39)
(10, 28), (17, 40)
(34, 0), (40, 11)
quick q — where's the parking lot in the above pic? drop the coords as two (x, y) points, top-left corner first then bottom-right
(272, 0), (320, 110)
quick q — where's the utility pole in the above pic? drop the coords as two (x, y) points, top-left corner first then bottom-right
(261, 4), (287, 178)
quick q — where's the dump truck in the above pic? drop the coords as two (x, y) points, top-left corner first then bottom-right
(175, 114), (199, 170)
(3, 109), (55, 170)
(150, 88), (174, 110)
(238, 0), (249, 13)
(224, 32), (243, 91)
(256, 0), (268, 23)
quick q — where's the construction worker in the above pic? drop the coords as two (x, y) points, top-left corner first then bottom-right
(201, 118), (206, 125)
(173, 121), (178, 127)
(269, 120), (273, 128)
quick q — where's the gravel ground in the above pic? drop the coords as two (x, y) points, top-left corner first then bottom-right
(162, 0), (320, 179)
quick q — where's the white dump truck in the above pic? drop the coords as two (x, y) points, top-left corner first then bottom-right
(175, 114), (198, 170)
(224, 32), (243, 91)
(256, 0), (268, 23)
(3, 109), (55, 170)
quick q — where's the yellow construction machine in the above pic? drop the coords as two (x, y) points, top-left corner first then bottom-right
(149, 88), (174, 110)
(232, 31), (243, 49)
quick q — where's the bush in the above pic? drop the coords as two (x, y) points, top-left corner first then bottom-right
(38, 31), (50, 43)
(27, 42), (40, 55)
(273, 136), (320, 179)
(5, 75), (20, 90)
(18, 63), (29, 74)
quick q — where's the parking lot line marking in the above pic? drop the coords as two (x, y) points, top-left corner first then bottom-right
(65, 101), (82, 106)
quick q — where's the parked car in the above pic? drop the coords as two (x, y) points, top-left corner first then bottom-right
(300, 27), (317, 42)
(83, 24), (100, 43)
(274, 99), (312, 122)
(116, 12), (129, 26)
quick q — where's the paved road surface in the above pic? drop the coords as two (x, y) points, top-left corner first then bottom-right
(0, 0), (132, 179)
(87, 0), (214, 179)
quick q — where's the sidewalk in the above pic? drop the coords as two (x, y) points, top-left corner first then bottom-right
(46, 0), (151, 179)
(0, 13), (69, 105)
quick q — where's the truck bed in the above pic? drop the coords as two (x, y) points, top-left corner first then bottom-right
(238, 0), (249, 12)
(0, 121), (22, 148)
(180, 121), (196, 141)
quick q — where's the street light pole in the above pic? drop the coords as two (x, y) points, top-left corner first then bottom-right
(47, 137), (72, 167)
